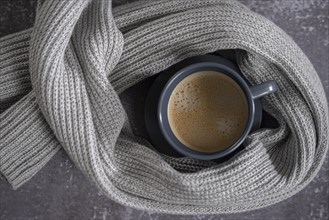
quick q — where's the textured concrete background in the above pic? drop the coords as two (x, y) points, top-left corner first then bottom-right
(0, 0), (328, 219)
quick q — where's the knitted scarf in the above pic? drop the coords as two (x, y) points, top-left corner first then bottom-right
(0, 0), (328, 214)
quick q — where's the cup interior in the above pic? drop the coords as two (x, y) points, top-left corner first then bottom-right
(158, 62), (255, 160)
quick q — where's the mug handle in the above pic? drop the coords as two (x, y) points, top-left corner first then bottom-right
(250, 80), (278, 99)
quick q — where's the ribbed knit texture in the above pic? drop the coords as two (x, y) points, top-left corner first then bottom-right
(0, 0), (328, 214)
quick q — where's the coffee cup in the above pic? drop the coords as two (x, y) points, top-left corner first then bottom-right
(145, 55), (277, 160)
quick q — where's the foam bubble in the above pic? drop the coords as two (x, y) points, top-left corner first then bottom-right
(167, 71), (248, 152)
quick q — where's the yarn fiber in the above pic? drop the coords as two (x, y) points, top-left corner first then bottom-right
(0, 0), (328, 214)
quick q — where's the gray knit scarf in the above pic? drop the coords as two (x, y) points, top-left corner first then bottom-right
(0, 0), (328, 214)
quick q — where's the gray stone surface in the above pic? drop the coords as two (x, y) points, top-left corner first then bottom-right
(0, 0), (328, 219)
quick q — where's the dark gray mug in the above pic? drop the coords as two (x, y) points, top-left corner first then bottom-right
(145, 55), (277, 160)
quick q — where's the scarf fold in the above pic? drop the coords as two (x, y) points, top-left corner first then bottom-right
(0, 0), (328, 214)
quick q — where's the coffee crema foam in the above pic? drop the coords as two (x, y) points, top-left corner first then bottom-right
(167, 71), (249, 153)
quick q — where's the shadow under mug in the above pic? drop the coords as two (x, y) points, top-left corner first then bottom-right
(145, 55), (278, 160)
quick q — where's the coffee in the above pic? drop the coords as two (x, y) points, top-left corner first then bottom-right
(167, 71), (249, 153)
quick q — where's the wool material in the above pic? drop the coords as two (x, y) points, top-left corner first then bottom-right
(0, 0), (328, 214)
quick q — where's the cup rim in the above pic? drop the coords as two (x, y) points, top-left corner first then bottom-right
(158, 61), (255, 160)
